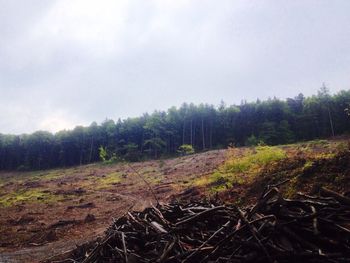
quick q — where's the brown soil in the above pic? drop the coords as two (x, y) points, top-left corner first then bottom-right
(0, 150), (225, 263)
(1, 139), (349, 263)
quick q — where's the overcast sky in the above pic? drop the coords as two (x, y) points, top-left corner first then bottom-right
(1, 0), (350, 134)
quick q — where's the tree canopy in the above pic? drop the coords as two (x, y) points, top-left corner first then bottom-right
(1, 89), (350, 170)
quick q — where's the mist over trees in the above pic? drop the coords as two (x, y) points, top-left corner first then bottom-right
(1, 89), (350, 170)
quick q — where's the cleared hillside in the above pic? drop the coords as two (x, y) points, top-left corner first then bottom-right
(0, 138), (349, 262)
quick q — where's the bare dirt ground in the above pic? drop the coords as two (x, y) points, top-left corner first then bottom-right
(0, 150), (226, 263)
(1, 138), (349, 263)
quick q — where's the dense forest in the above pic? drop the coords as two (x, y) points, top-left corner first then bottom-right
(1, 87), (350, 170)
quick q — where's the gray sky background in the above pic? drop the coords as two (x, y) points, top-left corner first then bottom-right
(1, 0), (350, 134)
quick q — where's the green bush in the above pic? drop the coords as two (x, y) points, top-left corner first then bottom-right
(177, 144), (195, 155)
(99, 146), (123, 164)
(99, 146), (108, 162)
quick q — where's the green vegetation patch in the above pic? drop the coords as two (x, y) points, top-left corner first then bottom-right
(178, 144), (195, 155)
(95, 172), (122, 189)
(195, 146), (287, 193)
(134, 167), (163, 184)
(0, 189), (67, 207)
(144, 173), (163, 184)
(30, 169), (68, 181)
(0, 169), (70, 187)
(306, 139), (330, 147)
(222, 146), (286, 175)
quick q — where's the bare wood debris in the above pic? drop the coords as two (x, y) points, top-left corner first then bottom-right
(66, 186), (350, 263)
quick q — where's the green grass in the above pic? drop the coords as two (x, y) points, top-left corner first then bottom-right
(0, 168), (71, 187)
(95, 172), (123, 189)
(30, 169), (67, 181)
(144, 173), (163, 184)
(136, 167), (163, 184)
(0, 189), (67, 207)
(222, 145), (286, 175)
(194, 146), (287, 193)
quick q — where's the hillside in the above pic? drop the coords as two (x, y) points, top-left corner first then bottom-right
(0, 138), (349, 262)
(0, 149), (226, 262)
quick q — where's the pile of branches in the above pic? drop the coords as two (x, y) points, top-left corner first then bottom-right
(72, 187), (350, 263)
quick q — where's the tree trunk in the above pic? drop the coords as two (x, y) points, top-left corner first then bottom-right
(80, 148), (83, 165)
(182, 120), (185, 145)
(202, 117), (205, 150)
(193, 121), (196, 149)
(210, 121), (213, 149)
(190, 119), (193, 146)
(89, 137), (94, 163)
(141, 131), (144, 154)
(328, 107), (335, 137)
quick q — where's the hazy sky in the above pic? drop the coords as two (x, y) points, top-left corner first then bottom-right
(1, 0), (350, 134)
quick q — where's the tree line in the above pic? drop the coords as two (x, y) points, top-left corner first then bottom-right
(1, 87), (349, 170)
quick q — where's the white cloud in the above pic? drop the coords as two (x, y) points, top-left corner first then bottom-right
(38, 110), (84, 133)
(37, 0), (128, 56)
(0, 0), (349, 134)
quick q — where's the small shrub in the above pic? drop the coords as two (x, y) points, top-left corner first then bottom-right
(178, 144), (195, 155)
(99, 146), (108, 162)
